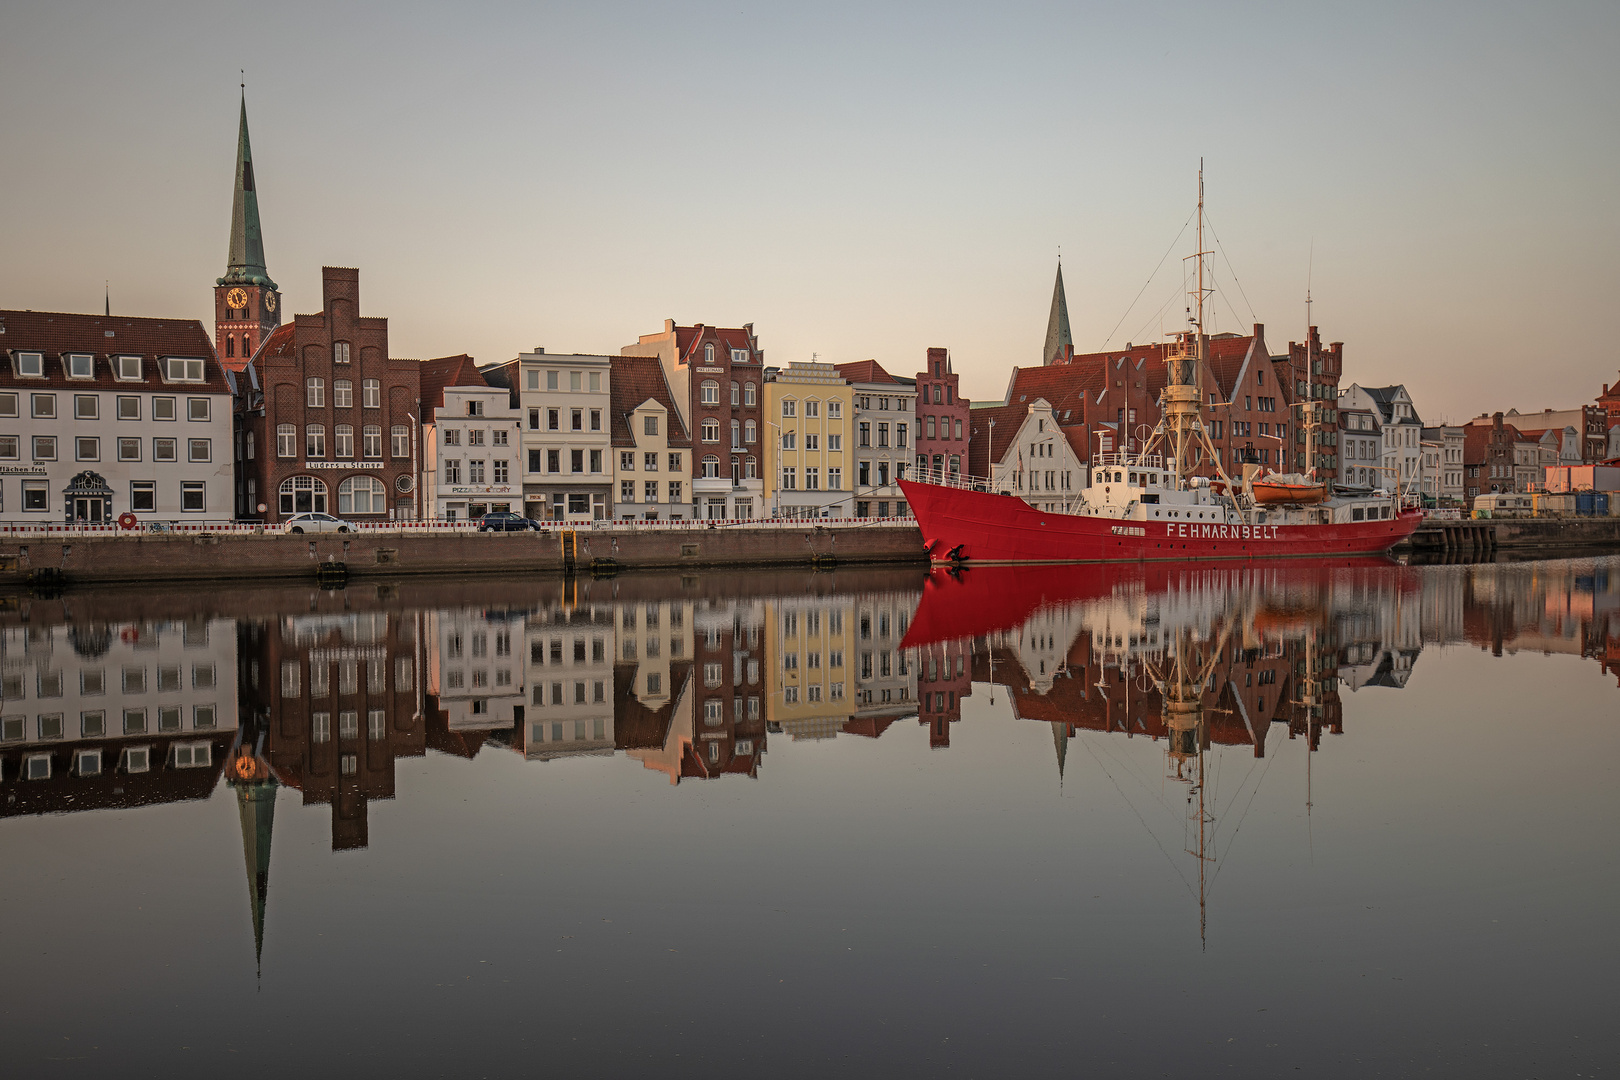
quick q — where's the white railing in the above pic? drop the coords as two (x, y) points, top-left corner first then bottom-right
(908, 467), (994, 492)
(0, 515), (921, 539)
(1092, 451), (1165, 470)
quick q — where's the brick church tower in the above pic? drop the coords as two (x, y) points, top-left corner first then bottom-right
(214, 92), (280, 369)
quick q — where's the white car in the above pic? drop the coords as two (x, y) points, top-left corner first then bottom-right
(283, 512), (355, 534)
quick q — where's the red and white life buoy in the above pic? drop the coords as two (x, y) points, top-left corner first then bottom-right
(118, 512), (138, 530)
(119, 627), (138, 643)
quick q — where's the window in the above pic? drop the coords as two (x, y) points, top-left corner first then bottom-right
(701, 455), (720, 478)
(153, 396), (176, 421)
(390, 425), (410, 458)
(333, 342), (351, 365)
(362, 425), (382, 458)
(181, 482), (205, 512)
(362, 379), (381, 408)
(332, 425), (354, 458)
(827, 467), (842, 490)
(76, 436), (100, 461)
(745, 383), (757, 406)
(118, 437), (141, 461)
(668, 480), (683, 502)
(130, 481), (155, 511)
(731, 419), (742, 449)
(16, 351), (43, 377)
(73, 394), (99, 420)
(731, 382), (741, 406)
(700, 381), (720, 406)
(333, 380), (353, 408)
(645, 480), (658, 502)
(279, 476), (328, 514)
(858, 422), (870, 447)
(275, 424), (297, 458)
(32, 393), (56, 419)
(188, 438), (211, 462)
(444, 459), (462, 484)
(568, 451), (582, 474)
(339, 476), (386, 514)
(781, 431), (796, 450)
(570, 371), (582, 391)
(188, 397), (210, 421)
(306, 425), (325, 458)
(307, 378), (325, 407)
(782, 399), (796, 417)
(165, 357), (205, 382)
(701, 419), (720, 443)
(668, 453), (682, 472)
(494, 459), (510, 483)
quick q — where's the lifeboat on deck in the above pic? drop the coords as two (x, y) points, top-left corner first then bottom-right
(1250, 472), (1328, 505)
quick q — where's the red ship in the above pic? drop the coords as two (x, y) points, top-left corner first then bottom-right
(900, 165), (1423, 567)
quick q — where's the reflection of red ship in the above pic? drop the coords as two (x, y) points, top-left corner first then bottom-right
(900, 557), (1411, 652)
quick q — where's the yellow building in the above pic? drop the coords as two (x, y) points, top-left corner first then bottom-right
(764, 362), (852, 519)
(765, 595), (854, 740)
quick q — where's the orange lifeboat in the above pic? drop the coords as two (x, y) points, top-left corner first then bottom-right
(1250, 472), (1328, 505)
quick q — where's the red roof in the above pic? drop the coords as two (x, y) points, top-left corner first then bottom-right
(253, 323), (296, 363)
(417, 354), (484, 413)
(1006, 363), (1104, 422)
(673, 324), (757, 364)
(0, 309), (226, 393)
(966, 402), (1030, 476)
(834, 359), (902, 386)
(609, 355), (690, 448)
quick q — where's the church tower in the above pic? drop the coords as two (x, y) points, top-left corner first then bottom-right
(1042, 260), (1073, 365)
(214, 92), (280, 368)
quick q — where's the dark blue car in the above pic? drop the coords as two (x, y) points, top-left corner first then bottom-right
(477, 512), (541, 533)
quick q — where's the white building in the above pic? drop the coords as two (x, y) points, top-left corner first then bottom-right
(833, 360), (917, 518)
(1340, 384), (1424, 497)
(982, 398), (1088, 511)
(1339, 405), (1382, 489)
(511, 350), (613, 522)
(423, 384), (523, 521)
(0, 311), (235, 524)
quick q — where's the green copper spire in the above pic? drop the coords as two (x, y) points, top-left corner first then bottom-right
(1042, 261), (1072, 365)
(236, 777), (279, 972)
(217, 92), (276, 289)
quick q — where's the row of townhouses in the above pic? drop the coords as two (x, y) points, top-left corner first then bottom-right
(6, 101), (1618, 526)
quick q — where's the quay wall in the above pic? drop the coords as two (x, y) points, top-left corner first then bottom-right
(0, 524), (928, 586)
(1403, 516), (1620, 554)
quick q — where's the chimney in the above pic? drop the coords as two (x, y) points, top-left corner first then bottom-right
(1493, 411), (1503, 431)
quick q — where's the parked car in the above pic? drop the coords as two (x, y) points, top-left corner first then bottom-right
(283, 512), (354, 534)
(478, 511), (541, 533)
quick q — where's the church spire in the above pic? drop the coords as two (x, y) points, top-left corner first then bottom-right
(236, 776), (278, 973)
(218, 90), (276, 289)
(1042, 260), (1072, 365)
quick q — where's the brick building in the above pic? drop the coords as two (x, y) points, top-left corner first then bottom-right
(912, 347), (970, 480)
(1463, 412), (1526, 504)
(236, 268), (421, 522)
(214, 94), (281, 370)
(622, 321), (765, 520)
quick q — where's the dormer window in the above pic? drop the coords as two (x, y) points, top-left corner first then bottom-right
(116, 355), (142, 380)
(66, 353), (94, 378)
(466, 400), (484, 417)
(165, 357), (205, 382)
(731, 348), (749, 364)
(14, 352), (43, 378)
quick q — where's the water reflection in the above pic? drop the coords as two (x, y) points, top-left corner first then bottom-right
(2, 559), (1617, 947)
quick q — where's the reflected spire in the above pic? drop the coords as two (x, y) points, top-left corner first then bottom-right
(233, 766), (278, 975)
(1050, 720), (1068, 790)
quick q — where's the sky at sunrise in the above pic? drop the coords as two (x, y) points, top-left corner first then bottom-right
(3, 0), (1617, 420)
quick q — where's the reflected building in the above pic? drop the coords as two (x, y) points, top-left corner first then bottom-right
(767, 596), (854, 741)
(426, 606), (526, 755)
(513, 598), (616, 761)
(239, 611), (423, 850)
(851, 593), (916, 725)
(0, 618), (238, 814)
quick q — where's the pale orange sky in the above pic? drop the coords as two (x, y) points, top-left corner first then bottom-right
(3, 1), (1617, 422)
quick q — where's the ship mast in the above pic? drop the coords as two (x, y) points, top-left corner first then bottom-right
(1158, 162), (1222, 488)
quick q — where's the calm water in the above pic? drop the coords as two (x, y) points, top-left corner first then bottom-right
(1, 557), (1617, 1079)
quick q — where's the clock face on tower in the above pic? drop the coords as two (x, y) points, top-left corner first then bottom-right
(226, 288), (248, 310)
(263, 290), (277, 312)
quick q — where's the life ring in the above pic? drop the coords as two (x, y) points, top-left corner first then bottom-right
(118, 512), (138, 530)
(119, 627), (138, 643)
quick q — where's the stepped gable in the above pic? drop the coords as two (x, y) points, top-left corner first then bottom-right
(609, 355), (690, 449)
(966, 401), (1031, 476)
(834, 359), (903, 385)
(417, 354), (485, 414)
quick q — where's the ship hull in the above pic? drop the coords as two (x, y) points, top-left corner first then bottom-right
(899, 479), (1423, 564)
